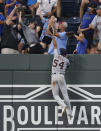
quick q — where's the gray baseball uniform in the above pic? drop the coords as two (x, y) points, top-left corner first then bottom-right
(51, 49), (72, 116)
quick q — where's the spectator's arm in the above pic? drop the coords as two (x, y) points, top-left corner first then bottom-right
(78, 24), (81, 32)
(46, 25), (52, 35)
(5, 0), (16, 9)
(18, 11), (26, 29)
(36, 26), (41, 39)
(18, 12), (27, 30)
(6, 6), (17, 25)
(52, 6), (57, 14)
(74, 34), (84, 43)
(80, 27), (90, 32)
(18, 42), (24, 53)
(34, 2), (41, 9)
(52, 36), (57, 49)
(57, 0), (61, 17)
(5, 0), (17, 16)
(47, 22), (60, 37)
(80, 0), (86, 18)
(46, 21), (55, 35)
(18, 11), (22, 23)
(47, 19), (60, 37)
(47, 25), (60, 37)
(5, 6), (7, 17)
(55, 31), (69, 39)
(0, 20), (5, 24)
(89, 24), (95, 30)
(7, 5), (17, 20)
(78, 24), (90, 32)
(18, 33), (25, 53)
(54, 32), (60, 37)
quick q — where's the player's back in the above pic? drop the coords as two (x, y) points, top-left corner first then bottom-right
(52, 50), (70, 75)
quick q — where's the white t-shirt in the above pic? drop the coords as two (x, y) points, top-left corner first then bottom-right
(52, 49), (70, 75)
(37, 0), (57, 17)
(91, 15), (101, 42)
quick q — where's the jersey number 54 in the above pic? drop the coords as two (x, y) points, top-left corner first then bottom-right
(53, 59), (64, 69)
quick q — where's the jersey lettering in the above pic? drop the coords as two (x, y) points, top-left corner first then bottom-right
(53, 59), (64, 69)
(59, 62), (65, 69)
(53, 59), (59, 67)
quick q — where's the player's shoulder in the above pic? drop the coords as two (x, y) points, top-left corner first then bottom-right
(66, 58), (69, 62)
(64, 57), (70, 63)
(61, 55), (68, 62)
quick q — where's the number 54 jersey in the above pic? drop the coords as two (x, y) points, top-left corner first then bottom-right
(52, 49), (70, 75)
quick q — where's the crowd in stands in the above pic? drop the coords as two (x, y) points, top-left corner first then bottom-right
(0, 0), (101, 54)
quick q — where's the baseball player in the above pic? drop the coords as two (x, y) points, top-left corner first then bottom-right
(51, 35), (72, 119)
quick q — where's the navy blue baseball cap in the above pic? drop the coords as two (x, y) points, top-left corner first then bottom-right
(60, 48), (67, 56)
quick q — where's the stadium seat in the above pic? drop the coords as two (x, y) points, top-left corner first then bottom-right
(67, 37), (78, 54)
(66, 17), (81, 54)
(61, 0), (80, 17)
(66, 17), (81, 33)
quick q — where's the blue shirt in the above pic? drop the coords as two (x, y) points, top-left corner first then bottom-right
(0, 14), (5, 36)
(27, 0), (37, 6)
(76, 38), (88, 54)
(40, 18), (52, 41)
(6, 0), (20, 16)
(48, 32), (68, 54)
(81, 13), (95, 29)
(40, 18), (49, 41)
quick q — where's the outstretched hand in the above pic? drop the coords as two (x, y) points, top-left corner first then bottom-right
(66, 31), (75, 37)
(49, 25), (55, 36)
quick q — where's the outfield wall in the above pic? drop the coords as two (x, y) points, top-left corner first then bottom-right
(0, 54), (101, 84)
(0, 54), (101, 131)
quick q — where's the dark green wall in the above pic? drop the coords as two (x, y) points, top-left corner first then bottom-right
(0, 54), (101, 84)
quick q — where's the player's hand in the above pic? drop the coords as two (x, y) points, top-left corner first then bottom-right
(73, 50), (77, 54)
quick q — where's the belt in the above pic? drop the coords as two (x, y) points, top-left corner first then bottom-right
(52, 73), (64, 75)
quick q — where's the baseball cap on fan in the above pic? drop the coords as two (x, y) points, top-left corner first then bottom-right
(88, 2), (97, 8)
(96, 5), (101, 10)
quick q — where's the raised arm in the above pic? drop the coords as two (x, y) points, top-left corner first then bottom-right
(79, 27), (90, 32)
(47, 25), (60, 38)
(5, 0), (16, 8)
(34, 2), (40, 9)
(74, 34), (84, 43)
(47, 21), (54, 35)
(57, 0), (61, 17)
(52, 36), (57, 49)
(6, 5), (18, 24)
(18, 11), (22, 23)
(89, 24), (95, 30)
(18, 11), (27, 30)
(5, 0), (16, 16)
(50, 25), (57, 49)
(80, 0), (86, 18)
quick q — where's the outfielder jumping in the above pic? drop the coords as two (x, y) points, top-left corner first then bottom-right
(51, 34), (72, 119)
